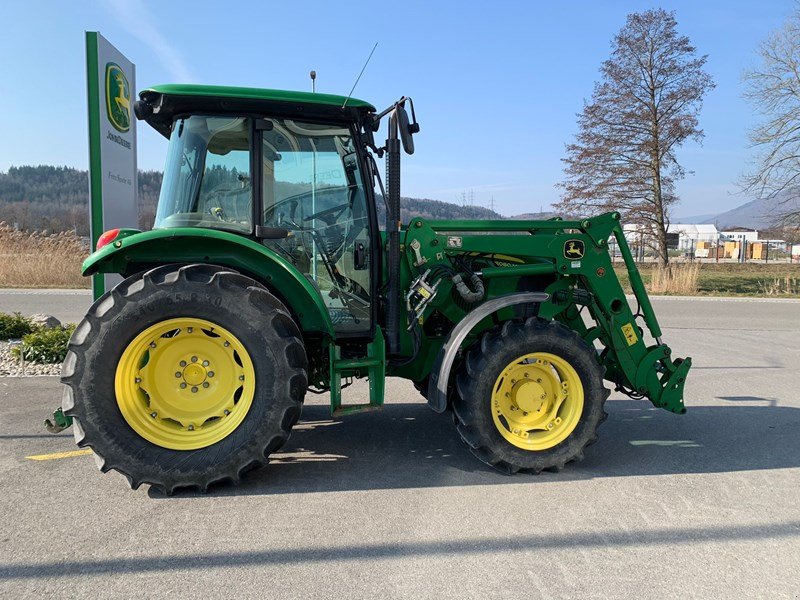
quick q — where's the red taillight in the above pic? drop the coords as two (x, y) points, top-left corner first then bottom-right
(96, 228), (121, 250)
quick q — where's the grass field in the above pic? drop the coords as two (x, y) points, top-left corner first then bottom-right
(615, 262), (800, 297)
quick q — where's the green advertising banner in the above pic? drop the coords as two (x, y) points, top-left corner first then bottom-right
(85, 32), (138, 299)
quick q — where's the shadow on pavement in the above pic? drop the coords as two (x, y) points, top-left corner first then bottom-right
(0, 434), (71, 440)
(154, 396), (800, 498)
(2, 519), (799, 580)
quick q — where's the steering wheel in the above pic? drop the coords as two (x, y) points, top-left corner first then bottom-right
(303, 203), (349, 225)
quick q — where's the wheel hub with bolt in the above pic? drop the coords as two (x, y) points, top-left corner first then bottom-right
(491, 352), (584, 450)
(182, 362), (207, 386)
(115, 317), (255, 450)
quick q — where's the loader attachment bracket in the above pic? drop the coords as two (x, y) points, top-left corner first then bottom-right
(632, 346), (692, 414)
(655, 356), (692, 414)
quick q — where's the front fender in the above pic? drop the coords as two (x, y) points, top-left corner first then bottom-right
(83, 228), (335, 337)
(426, 292), (550, 413)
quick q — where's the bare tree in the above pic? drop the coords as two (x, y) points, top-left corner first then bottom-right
(742, 8), (800, 227)
(558, 9), (714, 265)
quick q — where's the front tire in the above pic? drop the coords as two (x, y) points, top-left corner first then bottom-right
(62, 264), (307, 494)
(454, 318), (608, 474)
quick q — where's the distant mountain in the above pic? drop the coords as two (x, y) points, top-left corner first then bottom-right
(702, 194), (800, 229)
(675, 194), (800, 230)
(375, 195), (502, 223)
(509, 211), (559, 220)
(671, 213), (717, 224)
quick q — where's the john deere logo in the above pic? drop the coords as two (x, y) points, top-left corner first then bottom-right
(105, 62), (130, 133)
(564, 239), (585, 259)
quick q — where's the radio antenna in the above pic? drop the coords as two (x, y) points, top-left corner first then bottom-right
(342, 42), (378, 109)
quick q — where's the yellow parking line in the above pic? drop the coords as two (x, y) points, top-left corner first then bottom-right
(25, 449), (93, 461)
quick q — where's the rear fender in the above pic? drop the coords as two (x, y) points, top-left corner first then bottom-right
(82, 228), (335, 337)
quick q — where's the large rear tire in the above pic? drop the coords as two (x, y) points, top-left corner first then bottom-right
(454, 318), (608, 474)
(62, 264), (307, 494)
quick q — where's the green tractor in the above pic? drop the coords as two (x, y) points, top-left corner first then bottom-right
(59, 84), (691, 493)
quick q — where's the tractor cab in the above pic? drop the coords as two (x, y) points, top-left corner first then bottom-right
(136, 85), (383, 335)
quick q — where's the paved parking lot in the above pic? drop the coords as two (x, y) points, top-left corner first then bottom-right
(1, 294), (799, 598)
(0, 288), (91, 325)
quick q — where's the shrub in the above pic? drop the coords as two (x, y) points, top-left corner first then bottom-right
(13, 324), (76, 364)
(0, 312), (35, 340)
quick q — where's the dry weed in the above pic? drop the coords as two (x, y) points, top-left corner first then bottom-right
(648, 262), (700, 295)
(0, 222), (89, 288)
(758, 276), (800, 295)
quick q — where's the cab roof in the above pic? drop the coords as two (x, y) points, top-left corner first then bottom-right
(143, 84), (376, 111)
(137, 84), (376, 137)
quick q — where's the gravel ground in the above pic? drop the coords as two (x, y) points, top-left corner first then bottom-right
(0, 341), (61, 376)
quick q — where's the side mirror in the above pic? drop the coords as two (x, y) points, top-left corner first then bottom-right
(396, 106), (415, 155)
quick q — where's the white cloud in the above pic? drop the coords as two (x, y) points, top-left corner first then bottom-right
(106, 0), (195, 82)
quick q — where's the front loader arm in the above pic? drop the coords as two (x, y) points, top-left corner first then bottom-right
(578, 223), (690, 414)
(536, 215), (690, 414)
(399, 212), (691, 414)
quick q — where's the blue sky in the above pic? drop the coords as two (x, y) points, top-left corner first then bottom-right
(0, 0), (793, 217)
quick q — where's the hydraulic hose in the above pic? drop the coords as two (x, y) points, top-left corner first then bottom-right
(452, 273), (485, 303)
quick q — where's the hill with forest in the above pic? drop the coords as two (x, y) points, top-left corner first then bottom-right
(375, 195), (501, 223)
(0, 166), (162, 235)
(0, 165), (503, 234)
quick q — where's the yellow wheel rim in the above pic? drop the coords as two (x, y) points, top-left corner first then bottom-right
(115, 317), (256, 450)
(491, 352), (584, 451)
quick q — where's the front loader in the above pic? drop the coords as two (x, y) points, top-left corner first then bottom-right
(56, 84), (690, 493)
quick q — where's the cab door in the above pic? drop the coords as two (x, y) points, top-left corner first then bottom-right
(256, 118), (375, 336)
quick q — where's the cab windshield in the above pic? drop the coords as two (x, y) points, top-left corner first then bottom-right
(155, 116), (252, 233)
